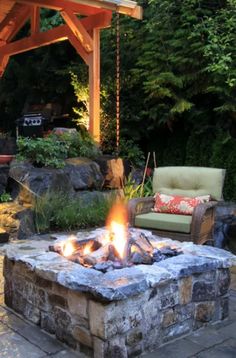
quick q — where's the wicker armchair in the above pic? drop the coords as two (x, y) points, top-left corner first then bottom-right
(128, 167), (226, 245)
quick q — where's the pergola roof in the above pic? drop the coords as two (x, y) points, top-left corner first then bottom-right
(0, 0), (142, 143)
(0, 0), (142, 24)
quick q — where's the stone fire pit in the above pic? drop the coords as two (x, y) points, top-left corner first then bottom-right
(3, 229), (236, 357)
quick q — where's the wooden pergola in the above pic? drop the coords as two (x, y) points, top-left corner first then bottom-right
(0, 0), (142, 142)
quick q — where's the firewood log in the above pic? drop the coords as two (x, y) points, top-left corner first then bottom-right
(83, 243), (110, 266)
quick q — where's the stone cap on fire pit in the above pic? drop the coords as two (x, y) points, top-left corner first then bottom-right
(3, 228), (236, 302)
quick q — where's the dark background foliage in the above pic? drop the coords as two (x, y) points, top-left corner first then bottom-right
(0, 1), (236, 199)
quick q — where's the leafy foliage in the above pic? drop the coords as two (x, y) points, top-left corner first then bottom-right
(70, 71), (90, 129)
(123, 174), (153, 202)
(16, 136), (68, 168)
(119, 139), (145, 168)
(0, 192), (12, 203)
(57, 131), (101, 159)
(16, 131), (101, 167)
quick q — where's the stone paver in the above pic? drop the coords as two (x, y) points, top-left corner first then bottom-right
(49, 350), (87, 357)
(0, 252), (236, 358)
(144, 338), (204, 358)
(186, 326), (228, 348)
(196, 338), (236, 358)
(0, 331), (45, 358)
(0, 321), (12, 336)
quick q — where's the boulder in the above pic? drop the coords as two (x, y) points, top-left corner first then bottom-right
(15, 208), (36, 240)
(64, 158), (103, 190)
(95, 156), (127, 189)
(9, 159), (104, 205)
(0, 164), (9, 195)
(9, 161), (72, 205)
(0, 202), (35, 240)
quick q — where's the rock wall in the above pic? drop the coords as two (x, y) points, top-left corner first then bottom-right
(0, 156), (128, 240)
(9, 156), (127, 205)
(4, 255), (231, 357)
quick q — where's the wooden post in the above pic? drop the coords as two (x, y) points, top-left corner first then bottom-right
(31, 6), (40, 34)
(88, 28), (100, 143)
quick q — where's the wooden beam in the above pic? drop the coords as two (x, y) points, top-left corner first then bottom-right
(17, 0), (142, 19)
(0, 25), (69, 57)
(0, 41), (6, 48)
(88, 28), (100, 143)
(17, 0), (102, 16)
(0, 55), (10, 77)
(67, 31), (89, 65)
(0, 4), (31, 42)
(0, 11), (111, 60)
(61, 8), (93, 53)
(81, 11), (112, 30)
(71, 0), (143, 19)
(31, 6), (40, 34)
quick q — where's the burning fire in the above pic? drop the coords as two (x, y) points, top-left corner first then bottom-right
(62, 236), (77, 257)
(106, 201), (128, 259)
(83, 242), (93, 256)
(51, 201), (183, 272)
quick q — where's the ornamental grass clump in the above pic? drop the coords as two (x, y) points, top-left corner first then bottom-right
(34, 192), (115, 233)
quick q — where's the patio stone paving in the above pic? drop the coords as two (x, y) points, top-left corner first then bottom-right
(0, 245), (235, 357)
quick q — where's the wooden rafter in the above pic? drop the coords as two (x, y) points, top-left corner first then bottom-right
(67, 31), (89, 64)
(61, 8), (93, 52)
(0, 4), (31, 42)
(0, 25), (68, 57)
(0, 10), (112, 58)
(17, 0), (142, 19)
(81, 11), (112, 31)
(17, 0), (105, 16)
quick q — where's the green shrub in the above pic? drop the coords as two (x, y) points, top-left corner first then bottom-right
(123, 174), (153, 202)
(16, 136), (68, 168)
(58, 131), (101, 159)
(34, 192), (115, 233)
(0, 192), (12, 203)
(16, 131), (101, 168)
(119, 139), (145, 168)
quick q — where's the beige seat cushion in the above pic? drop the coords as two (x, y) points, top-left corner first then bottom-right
(153, 166), (225, 200)
(135, 212), (192, 233)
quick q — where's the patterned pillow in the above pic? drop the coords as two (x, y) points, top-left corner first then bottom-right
(153, 193), (210, 215)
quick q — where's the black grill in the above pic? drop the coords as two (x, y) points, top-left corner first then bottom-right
(16, 113), (47, 138)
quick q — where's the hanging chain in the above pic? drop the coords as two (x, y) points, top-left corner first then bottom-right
(116, 11), (120, 155)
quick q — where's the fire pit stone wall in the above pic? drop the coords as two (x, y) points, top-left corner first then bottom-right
(3, 229), (236, 358)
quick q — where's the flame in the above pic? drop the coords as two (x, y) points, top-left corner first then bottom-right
(83, 242), (93, 256)
(106, 201), (128, 259)
(131, 245), (139, 254)
(62, 241), (75, 257)
(151, 242), (168, 250)
(62, 235), (77, 257)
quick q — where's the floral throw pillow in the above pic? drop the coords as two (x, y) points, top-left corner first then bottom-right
(153, 193), (210, 215)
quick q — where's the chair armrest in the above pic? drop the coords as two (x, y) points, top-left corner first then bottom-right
(127, 196), (154, 226)
(191, 201), (218, 244)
